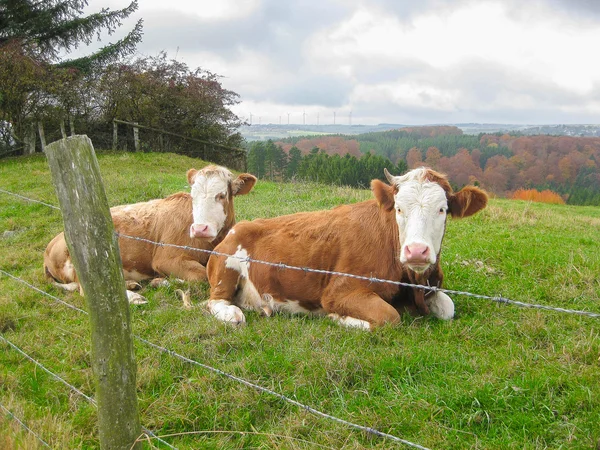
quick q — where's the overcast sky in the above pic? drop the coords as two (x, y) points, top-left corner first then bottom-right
(77, 0), (600, 125)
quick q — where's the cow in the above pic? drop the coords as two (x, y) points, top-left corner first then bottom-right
(44, 165), (257, 302)
(205, 167), (488, 329)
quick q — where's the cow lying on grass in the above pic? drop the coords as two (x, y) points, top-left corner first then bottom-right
(206, 167), (488, 329)
(44, 165), (256, 303)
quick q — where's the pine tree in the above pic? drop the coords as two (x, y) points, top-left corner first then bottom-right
(0, 0), (143, 71)
(286, 146), (302, 179)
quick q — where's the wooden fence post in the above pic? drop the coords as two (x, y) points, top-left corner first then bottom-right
(133, 122), (140, 152)
(45, 135), (141, 449)
(37, 121), (46, 152)
(113, 120), (118, 150)
(23, 122), (36, 154)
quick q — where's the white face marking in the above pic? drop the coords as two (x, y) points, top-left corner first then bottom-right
(392, 169), (448, 273)
(189, 170), (231, 240)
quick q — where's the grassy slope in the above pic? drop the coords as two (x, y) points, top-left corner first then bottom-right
(1, 151), (599, 449)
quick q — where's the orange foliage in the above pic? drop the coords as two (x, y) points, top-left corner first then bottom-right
(276, 137), (361, 157)
(511, 189), (565, 205)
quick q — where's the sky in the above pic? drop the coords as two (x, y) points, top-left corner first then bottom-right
(75, 0), (600, 126)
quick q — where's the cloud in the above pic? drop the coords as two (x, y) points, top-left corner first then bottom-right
(76, 0), (600, 124)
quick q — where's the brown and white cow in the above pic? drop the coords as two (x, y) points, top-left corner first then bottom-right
(44, 165), (256, 302)
(206, 167), (488, 329)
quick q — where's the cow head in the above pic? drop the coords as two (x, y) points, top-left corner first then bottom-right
(372, 167), (488, 273)
(187, 165), (257, 240)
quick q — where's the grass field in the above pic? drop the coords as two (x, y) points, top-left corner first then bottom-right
(1, 151), (599, 449)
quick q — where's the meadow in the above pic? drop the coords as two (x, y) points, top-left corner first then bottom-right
(1, 151), (599, 449)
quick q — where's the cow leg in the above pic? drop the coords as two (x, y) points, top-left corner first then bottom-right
(206, 254), (246, 325)
(152, 256), (207, 282)
(321, 283), (401, 329)
(126, 290), (148, 305)
(425, 291), (454, 320)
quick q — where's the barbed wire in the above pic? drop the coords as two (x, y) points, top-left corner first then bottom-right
(136, 336), (430, 450)
(0, 188), (61, 211)
(0, 331), (177, 450)
(0, 269), (87, 314)
(1, 187), (598, 318)
(0, 269), (429, 449)
(0, 334), (96, 404)
(0, 401), (52, 449)
(115, 233), (600, 319)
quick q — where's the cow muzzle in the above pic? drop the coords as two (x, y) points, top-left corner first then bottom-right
(402, 243), (434, 273)
(190, 223), (217, 240)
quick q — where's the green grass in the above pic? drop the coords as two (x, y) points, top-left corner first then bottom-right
(1, 151), (599, 449)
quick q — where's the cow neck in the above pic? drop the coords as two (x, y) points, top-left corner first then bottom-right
(363, 199), (403, 275)
(214, 209), (236, 248)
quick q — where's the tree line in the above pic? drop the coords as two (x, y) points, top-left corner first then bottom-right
(252, 127), (600, 206)
(247, 140), (407, 187)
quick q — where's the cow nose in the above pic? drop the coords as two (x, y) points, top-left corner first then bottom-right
(404, 244), (430, 262)
(190, 224), (210, 238)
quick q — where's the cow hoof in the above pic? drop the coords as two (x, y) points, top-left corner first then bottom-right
(208, 300), (246, 325)
(427, 292), (454, 320)
(328, 313), (371, 330)
(150, 278), (170, 288)
(125, 280), (142, 291)
(127, 290), (148, 305)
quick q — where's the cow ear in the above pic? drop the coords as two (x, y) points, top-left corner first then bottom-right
(448, 186), (488, 218)
(232, 173), (257, 196)
(187, 169), (198, 186)
(371, 179), (396, 212)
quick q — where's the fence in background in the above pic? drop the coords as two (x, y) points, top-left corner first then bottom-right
(112, 120), (247, 172)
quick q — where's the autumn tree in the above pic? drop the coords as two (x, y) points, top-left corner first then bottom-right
(406, 147), (423, 169)
(96, 53), (244, 147)
(0, 0), (142, 152)
(425, 146), (442, 170)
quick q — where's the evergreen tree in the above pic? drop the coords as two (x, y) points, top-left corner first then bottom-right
(247, 141), (266, 178)
(0, 0), (143, 71)
(286, 146), (302, 179)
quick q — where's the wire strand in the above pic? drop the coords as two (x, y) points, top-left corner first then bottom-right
(0, 402), (52, 448)
(115, 232), (600, 319)
(1, 270), (428, 449)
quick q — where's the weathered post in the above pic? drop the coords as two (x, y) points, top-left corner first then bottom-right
(45, 135), (141, 449)
(133, 122), (140, 152)
(23, 122), (36, 154)
(113, 120), (118, 150)
(37, 121), (46, 152)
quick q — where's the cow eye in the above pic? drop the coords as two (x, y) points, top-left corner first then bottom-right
(216, 192), (227, 201)
(439, 208), (446, 214)
(396, 208), (403, 215)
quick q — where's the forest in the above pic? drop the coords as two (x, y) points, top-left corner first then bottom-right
(246, 126), (600, 206)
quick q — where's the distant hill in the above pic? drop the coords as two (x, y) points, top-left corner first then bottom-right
(241, 123), (600, 141)
(245, 125), (600, 206)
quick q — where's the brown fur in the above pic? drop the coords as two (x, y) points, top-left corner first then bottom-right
(208, 172), (488, 327)
(43, 167), (256, 289)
